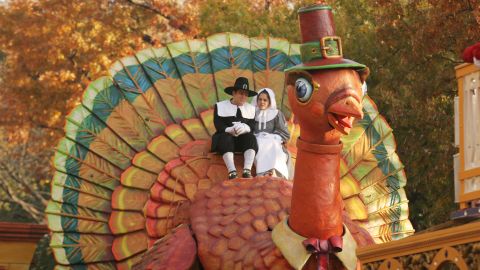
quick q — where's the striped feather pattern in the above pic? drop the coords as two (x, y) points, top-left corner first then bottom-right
(340, 95), (414, 243)
(47, 33), (412, 268)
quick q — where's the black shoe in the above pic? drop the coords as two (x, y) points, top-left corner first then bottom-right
(242, 169), (252, 178)
(228, 170), (238, 179)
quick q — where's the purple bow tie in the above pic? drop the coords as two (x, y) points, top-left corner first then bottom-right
(302, 236), (343, 270)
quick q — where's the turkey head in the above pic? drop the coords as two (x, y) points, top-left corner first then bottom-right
(286, 67), (369, 145)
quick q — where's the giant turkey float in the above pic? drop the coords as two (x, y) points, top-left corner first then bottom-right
(45, 3), (417, 269)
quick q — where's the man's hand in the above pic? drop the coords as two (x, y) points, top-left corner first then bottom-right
(234, 123), (250, 135)
(225, 126), (237, 136)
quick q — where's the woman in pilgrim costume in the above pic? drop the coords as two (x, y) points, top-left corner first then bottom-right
(211, 77), (258, 179)
(251, 88), (291, 178)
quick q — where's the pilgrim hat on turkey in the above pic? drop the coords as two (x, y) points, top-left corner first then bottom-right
(224, 77), (257, 97)
(286, 4), (367, 72)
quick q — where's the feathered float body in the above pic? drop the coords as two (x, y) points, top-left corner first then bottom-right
(46, 3), (414, 269)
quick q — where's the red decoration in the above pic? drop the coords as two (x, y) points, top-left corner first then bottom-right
(462, 42), (480, 63)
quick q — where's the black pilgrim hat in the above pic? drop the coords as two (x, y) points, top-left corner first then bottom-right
(224, 77), (257, 97)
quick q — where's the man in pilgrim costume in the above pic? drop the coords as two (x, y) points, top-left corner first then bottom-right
(211, 77), (258, 179)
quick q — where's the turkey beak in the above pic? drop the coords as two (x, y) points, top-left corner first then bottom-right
(326, 89), (363, 135)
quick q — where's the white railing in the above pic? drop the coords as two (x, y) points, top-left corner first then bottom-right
(463, 71), (480, 170)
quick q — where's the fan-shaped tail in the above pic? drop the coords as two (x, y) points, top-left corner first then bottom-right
(46, 33), (301, 268)
(46, 33), (413, 268)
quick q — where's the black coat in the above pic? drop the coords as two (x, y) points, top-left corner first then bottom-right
(211, 103), (256, 153)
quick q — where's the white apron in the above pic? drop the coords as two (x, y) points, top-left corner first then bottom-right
(254, 132), (289, 178)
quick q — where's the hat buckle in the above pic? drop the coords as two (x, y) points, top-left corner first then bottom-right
(320, 36), (343, 58)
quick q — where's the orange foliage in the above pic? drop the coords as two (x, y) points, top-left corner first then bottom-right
(0, 0), (199, 143)
(0, 0), (199, 222)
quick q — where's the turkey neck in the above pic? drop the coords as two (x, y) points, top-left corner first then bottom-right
(288, 137), (343, 240)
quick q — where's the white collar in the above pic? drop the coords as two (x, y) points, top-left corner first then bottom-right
(272, 218), (358, 270)
(255, 108), (278, 130)
(216, 100), (255, 119)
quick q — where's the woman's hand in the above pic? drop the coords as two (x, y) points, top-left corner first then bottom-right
(273, 134), (282, 141)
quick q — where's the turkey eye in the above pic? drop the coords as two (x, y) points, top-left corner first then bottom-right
(295, 77), (313, 103)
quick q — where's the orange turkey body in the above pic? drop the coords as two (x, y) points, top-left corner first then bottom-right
(189, 69), (372, 269)
(190, 178), (293, 269)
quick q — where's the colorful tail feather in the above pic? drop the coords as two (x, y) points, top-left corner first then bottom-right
(46, 33), (413, 268)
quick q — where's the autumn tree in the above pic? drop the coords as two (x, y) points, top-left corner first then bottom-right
(0, 0), (199, 222)
(356, 0), (479, 230)
(197, 0), (320, 42)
